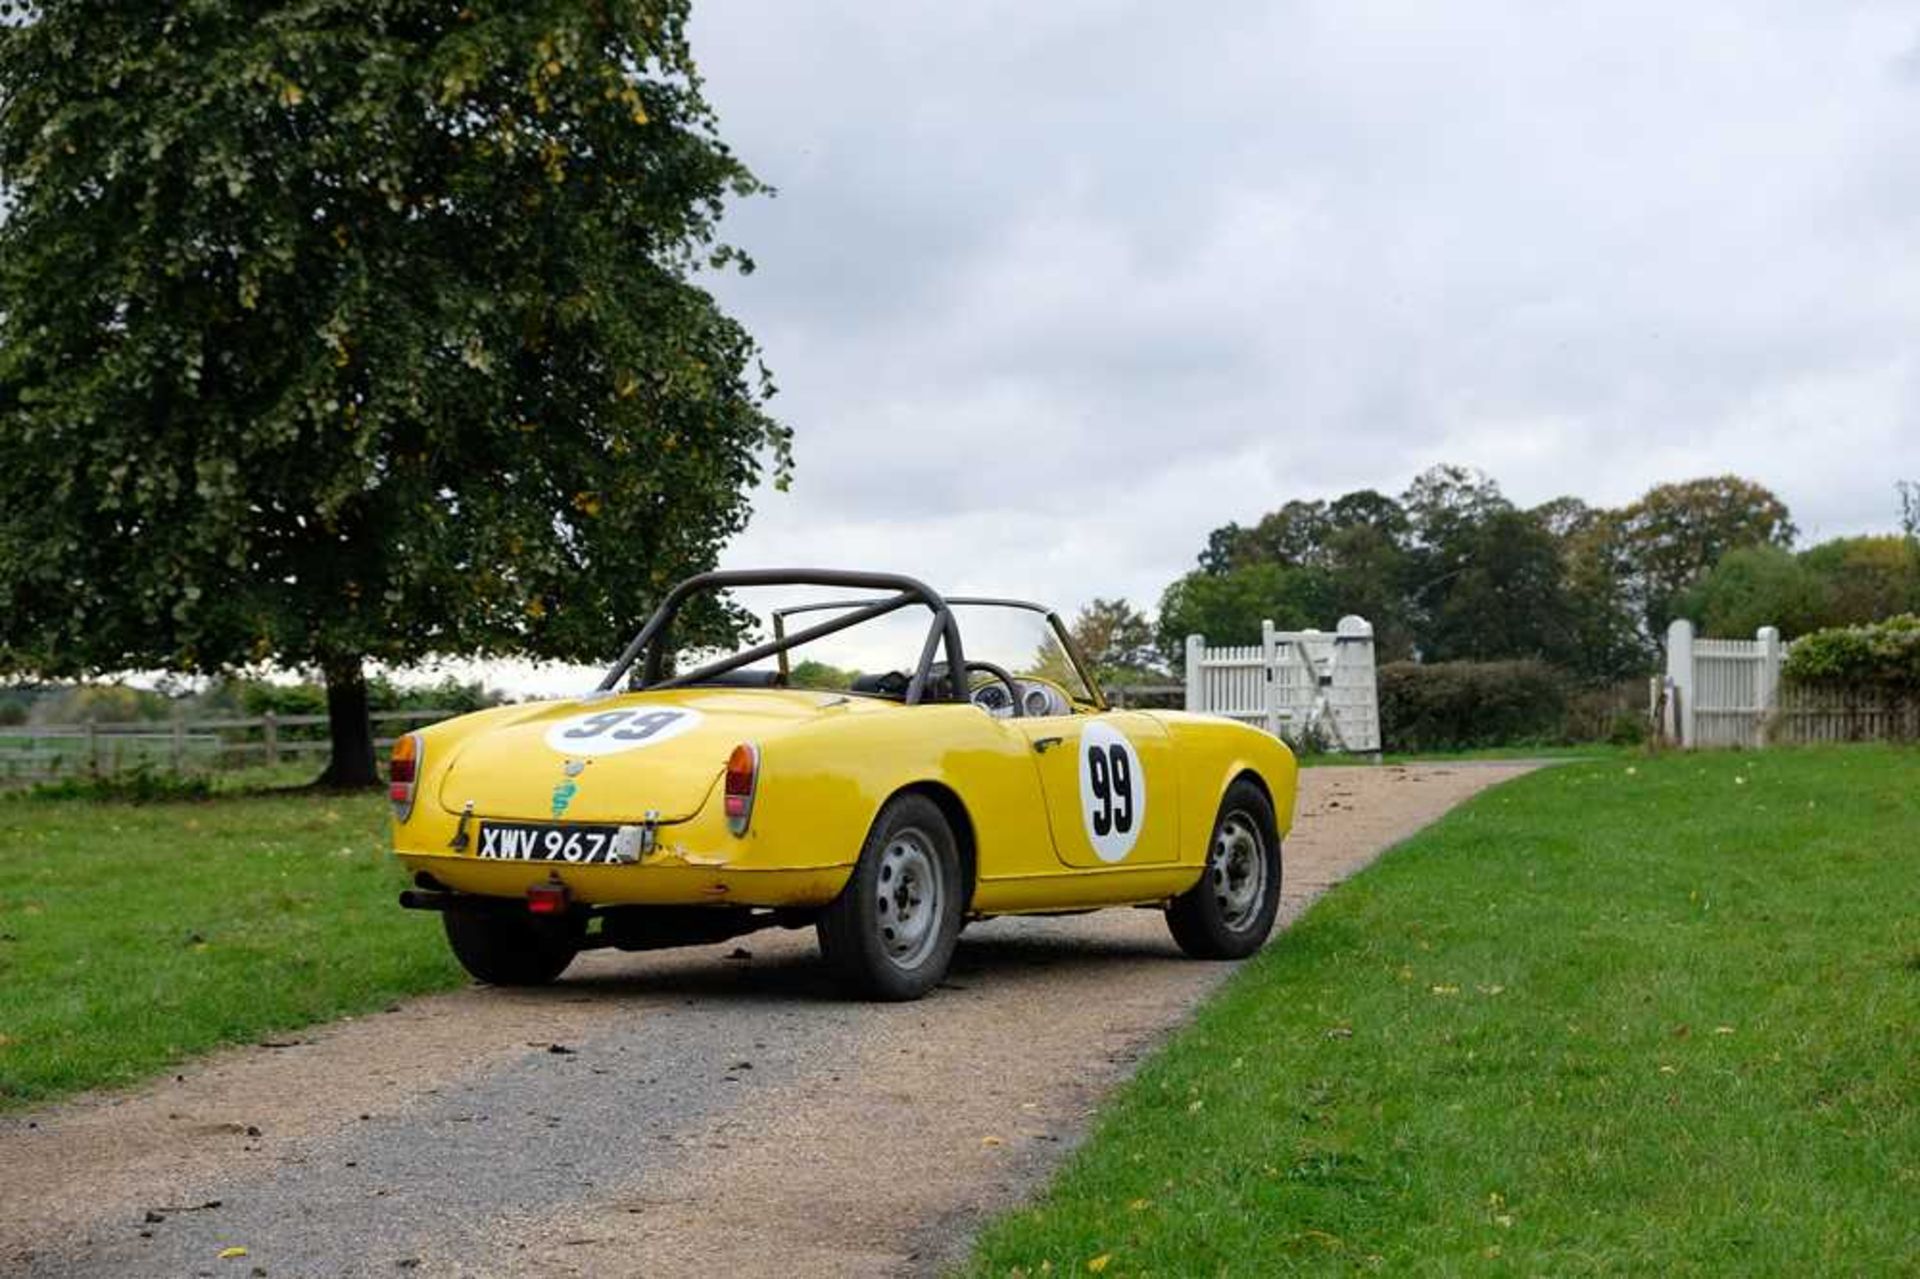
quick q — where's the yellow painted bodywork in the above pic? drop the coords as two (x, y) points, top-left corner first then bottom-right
(392, 688), (1298, 916)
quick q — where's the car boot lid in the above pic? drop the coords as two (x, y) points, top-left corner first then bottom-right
(434, 688), (886, 823)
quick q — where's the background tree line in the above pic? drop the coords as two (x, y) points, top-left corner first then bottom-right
(1061, 466), (1919, 694)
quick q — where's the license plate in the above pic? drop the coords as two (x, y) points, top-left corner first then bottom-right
(476, 822), (626, 865)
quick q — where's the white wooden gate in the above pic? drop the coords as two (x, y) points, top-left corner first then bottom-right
(1663, 619), (1783, 748)
(1183, 616), (1381, 754)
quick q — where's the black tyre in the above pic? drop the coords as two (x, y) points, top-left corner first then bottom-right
(817, 793), (964, 1001)
(1167, 778), (1282, 960)
(443, 903), (580, 986)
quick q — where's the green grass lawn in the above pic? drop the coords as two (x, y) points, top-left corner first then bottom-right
(0, 786), (461, 1106)
(967, 746), (1919, 1276)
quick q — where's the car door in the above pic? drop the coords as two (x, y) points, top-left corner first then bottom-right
(1014, 710), (1180, 868)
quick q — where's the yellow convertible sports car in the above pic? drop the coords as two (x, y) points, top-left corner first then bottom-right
(391, 569), (1298, 1000)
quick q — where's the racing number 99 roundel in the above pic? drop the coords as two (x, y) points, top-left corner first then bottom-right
(1078, 721), (1145, 862)
(542, 707), (704, 757)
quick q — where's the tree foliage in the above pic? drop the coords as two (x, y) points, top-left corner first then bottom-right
(1163, 467), (1808, 685)
(0, 0), (787, 783)
(1678, 545), (1829, 639)
(1064, 597), (1159, 682)
(1154, 563), (1333, 663)
(1797, 536), (1920, 628)
(1682, 536), (1920, 639)
(1617, 476), (1795, 635)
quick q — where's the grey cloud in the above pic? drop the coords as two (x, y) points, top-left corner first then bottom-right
(690, 0), (1920, 617)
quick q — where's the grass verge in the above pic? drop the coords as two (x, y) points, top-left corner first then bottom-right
(1298, 744), (1633, 768)
(967, 745), (1919, 1275)
(0, 787), (460, 1107)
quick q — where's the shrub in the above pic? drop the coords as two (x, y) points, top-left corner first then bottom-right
(1782, 614), (1920, 688)
(1377, 660), (1570, 752)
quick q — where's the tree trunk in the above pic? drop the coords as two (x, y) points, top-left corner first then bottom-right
(317, 655), (379, 788)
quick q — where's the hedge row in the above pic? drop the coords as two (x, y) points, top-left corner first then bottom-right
(1782, 614), (1920, 688)
(1376, 659), (1572, 753)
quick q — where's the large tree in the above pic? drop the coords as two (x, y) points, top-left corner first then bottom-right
(1155, 562), (1334, 664)
(1065, 597), (1159, 682)
(0, 1), (789, 784)
(1618, 476), (1794, 636)
(1679, 545), (1830, 638)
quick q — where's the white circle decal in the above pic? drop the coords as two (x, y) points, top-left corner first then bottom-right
(543, 707), (704, 757)
(1078, 721), (1145, 863)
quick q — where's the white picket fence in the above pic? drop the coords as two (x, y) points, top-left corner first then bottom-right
(1663, 619), (1783, 748)
(1183, 616), (1381, 754)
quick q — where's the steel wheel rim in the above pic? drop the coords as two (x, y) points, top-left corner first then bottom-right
(875, 826), (943, 968)
(1209, 812), (1267, 932)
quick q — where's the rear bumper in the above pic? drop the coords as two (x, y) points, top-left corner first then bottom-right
(392, 798), (855, 908)
(394, 848), (851, 909)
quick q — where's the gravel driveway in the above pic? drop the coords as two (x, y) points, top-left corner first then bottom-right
(0, 762), (1534, 1278)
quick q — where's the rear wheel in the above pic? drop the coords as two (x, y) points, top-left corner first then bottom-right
(1167, 778), (1282, 960)
(443, 904), (580, 986)
(817, 794), (963, 1000)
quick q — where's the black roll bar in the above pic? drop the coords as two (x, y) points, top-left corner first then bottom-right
(765, 593), (1109, 711)
(596, 569), (970, 706)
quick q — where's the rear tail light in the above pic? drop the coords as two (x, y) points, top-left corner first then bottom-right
(389, 732), (423, 822)
(724, 743), (759, 836)
(527, 881), (570, 915)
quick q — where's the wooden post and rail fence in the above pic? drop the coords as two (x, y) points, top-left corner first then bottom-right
(0, 708), (455, 785)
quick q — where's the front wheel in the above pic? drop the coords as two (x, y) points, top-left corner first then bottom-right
(443, 904), (580, 986)
(1167, 778), (1282, 960)
(817, 794), (963, 1000)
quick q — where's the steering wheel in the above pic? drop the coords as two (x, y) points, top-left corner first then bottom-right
(961, 661), (1024, 718)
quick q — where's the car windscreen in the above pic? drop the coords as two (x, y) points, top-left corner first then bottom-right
(662, 590), (1090, 703)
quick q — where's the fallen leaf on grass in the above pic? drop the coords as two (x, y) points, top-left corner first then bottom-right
(1127, 1198), (1152, 1212)
(1431, 985), (1460, 996)
(217, 1245), (248, 1259)
(1714, 1026), (1736, 1035)
(1086, 1255), (1112, 1273)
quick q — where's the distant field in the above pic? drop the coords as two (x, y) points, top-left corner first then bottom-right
(0, 787), (460, 1106)
(968, 746), (1919, 1275)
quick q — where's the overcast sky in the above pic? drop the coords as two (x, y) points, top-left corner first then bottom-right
(680, 0), (1920, 610)
(476, 0), (1920, 694)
